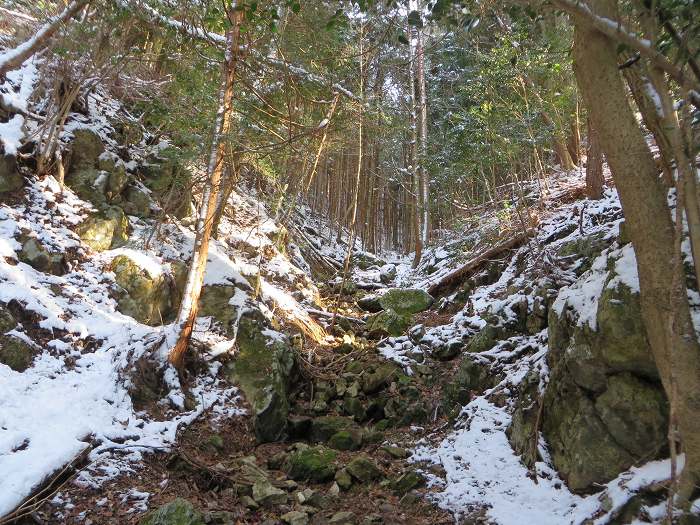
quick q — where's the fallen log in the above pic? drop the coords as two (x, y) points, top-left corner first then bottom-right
(426, 228), (536, 298)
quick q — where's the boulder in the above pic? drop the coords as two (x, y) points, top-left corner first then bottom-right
(0, 154), (23, 193)
(354, 252), (385, 271)
(223, 312), (296, 442)
(541, 254), (668, 492)
(465, 324), (505, 353)
(68, 129), (105, 172)
(328, 429), (363, 451)
(365, 309), (412, 337)
(75, 206), (129, 251)
(65, 168), (110, 206)
(356, 294), (383, 313)
(310, 416), (355, 443)
(442, 356), (495, 418)
(284, 446), (337, 483)
(198, 285), (239, 334)
(362, 363), (398, 394)
(19, 238), (51, 273)
(121, 185), (152, 217)
(140, 153), (192, 218)
(0, 335), (34, 371)
(110, 254), (174, 325)
(378, 288), (433, 315)
(379, 264), (397, 284)
(252, 480), (287, 506)
(139, 498), (204, 525)
(390, 470), (424, 495)
(346, 455), (383, 483)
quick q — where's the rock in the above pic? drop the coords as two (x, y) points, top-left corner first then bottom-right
(140, 152), (192, 218)
(75, 206), (129, 251)
(381, 446), (408, 459)
(465, 324), (505, 353)
(328, 511), (356, 524)
(0, 335), (34, 371)
(362, 363), (398, 394)
(356, 294), (383, 313)
(224, 313), (296, 442)
(334, 469), (353, 490)
(198, 285), (239, 334)
(342, 396), (366, 422)
(66, 168), (110, 206)
(252, 480), (287, 506)
(281, 511), (309, 525)
(378, 288), (433, 315)
(328, 429), (363, 451)
(506, 367), (542, 469)
(354, 252), (385, 270)
(267, 451), (288, 470)
(390, 470), (424, 495)
(379, 264), (397, 284)
(111, 254), (174, 325)
(442, 356), (494, 417)
(366, 308), (412, 337)
(542, 261), (669, 492)
(68, 129), (105, 172)
(284, 445), (337, 483)
(310, 416), (355, 442)
(0, 154), (23, 193)
(224, 311), (296, 443)
(19, 238), (51, 272)
(346, 455), (383, 483)
(140, 498), (204, 525)
(287, 415), (313, 440)
(206, 511), (236, 524)
(431, 338), (463, 361)
(121, 185), (152, 217)
(398, 492), (420, 507)
(594, 373), (667, 458)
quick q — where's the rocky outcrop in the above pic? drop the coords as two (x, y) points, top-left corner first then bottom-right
(223, 312), (296, 442)
(75, 206), (129, 251)
(514, 248), (668, 493)
(0, 306), (35, 371)
(0, 153), (23, 193)
(110, 253), (175, 325)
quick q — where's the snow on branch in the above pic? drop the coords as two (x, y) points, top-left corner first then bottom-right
(0, 0), (90, 77)
(119, 0), (359, 101)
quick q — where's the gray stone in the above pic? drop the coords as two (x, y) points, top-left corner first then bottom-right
(139, 498), (204, 525)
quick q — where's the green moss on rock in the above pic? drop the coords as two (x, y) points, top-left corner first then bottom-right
(140, 498), (204, 525)
(284, 446), (337, 482)
(378, 288), (433, 315)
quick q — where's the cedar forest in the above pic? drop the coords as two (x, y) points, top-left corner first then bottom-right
(0, 0), (699, 524)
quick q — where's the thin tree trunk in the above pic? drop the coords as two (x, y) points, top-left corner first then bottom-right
(416, 14), (429, 247)
(169, 7), (243, 369)
(408, 22), (423, 268)
(572, 0), (700, 506)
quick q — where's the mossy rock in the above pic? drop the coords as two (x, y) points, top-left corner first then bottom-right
(506, 367), (542, 469)
(121, 185), (152, 218)
(0, 335), (34, 371)
(465, 324), (505, 353)
(75, 206), (129, 251)
(378, 289), (433, 315)
(0, 154), (23, 193)
(356, 294), (382, 313)
(362, 363), (398, 394)
(390, 470), (424, 495)
(557, 232), (609, 275)
(140, 498), (204, 525)
(366, 309), (412, 337)
(346, 455), (383, 483)
(328, 429), (363, 451)
(442, 356), (494, 418)
(69, 129), (105, 172)
(140, 153), (192, 218)
(223, 312), (296, 442)
(284, 446), (337, 483)
(354, 252), (385, 270)
(198, 285), (238, 334)
(111, 254), (173, 325)
(19, 237), (51, 273)
(65, 168), (110, 206)
(310, 416), (355, 443)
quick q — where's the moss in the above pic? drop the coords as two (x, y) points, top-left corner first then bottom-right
(139, 498), (204, 525)
(0, 335), (34, 371)
(111, 254), (173, 325)
(378, 288), (434, 315)
(284, 446), (337, 482)
(366, 309), (412, 337)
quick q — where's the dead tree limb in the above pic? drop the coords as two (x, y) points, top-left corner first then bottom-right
(427, 229), (536, 298)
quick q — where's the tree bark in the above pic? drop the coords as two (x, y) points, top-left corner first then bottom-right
(169, 7), (243, 369)
(408, 22), (423, 268)
(571, 0), (700, 505)
(585, 117), (604, 200)
(416, 14), (430, 248)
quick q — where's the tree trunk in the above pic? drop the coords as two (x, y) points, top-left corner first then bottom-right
(416, 15), (430, 247)
(585, 117), (604, 200)
(572, 0), (700, 505)
(169, 8), (243, 369)
(408, 22), (423, 268)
